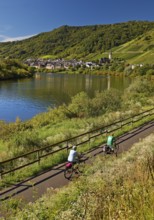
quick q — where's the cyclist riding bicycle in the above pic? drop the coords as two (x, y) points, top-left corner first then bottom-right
(106, 134), (116, 151)
(65, 145), (83, 179)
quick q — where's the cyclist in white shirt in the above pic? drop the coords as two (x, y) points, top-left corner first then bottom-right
(67, 145), (79, 164)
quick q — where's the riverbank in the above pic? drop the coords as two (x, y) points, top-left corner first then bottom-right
(0, 77), (153, 160)
(0, 72), (132, 122)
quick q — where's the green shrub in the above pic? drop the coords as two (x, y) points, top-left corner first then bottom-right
(91, 89), (122, 116)
(123, 77), (154, 107)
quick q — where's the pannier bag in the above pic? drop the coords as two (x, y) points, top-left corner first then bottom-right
(66, 162), (73, 168)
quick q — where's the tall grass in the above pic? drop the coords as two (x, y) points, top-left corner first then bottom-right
(1, 133), (153, 219)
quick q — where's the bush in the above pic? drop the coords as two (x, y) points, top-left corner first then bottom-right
(67, 89), (122, 118)
(67, 92), (91, 118)
(123, 77), (154, 107)
(90, 89), (122, 116)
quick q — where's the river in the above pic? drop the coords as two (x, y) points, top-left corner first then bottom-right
(0, 73), (131, 122)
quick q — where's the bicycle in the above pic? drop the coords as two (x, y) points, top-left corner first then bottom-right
(64, 155), (85, 180)
(102, 143), (119, 157)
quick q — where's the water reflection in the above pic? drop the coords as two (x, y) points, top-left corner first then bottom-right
(0, 73), (131, 122)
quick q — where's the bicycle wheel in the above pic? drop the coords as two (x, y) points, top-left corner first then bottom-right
(102, 145), (106, 154)
(103, 145), (111, 155)
(77, 161), (85, 173)
(114, 144), (119, 157)
(64, 167), (73, 179)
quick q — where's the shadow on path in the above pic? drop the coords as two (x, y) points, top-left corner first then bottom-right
(0, 120), (154, 202)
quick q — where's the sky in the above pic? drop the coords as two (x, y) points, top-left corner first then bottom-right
(0, 0), (154, 42)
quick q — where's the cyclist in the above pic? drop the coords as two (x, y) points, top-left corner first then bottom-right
(67, 145), (79, 165)
(64, 146), (82, 178)
(106, 133), (116, 151)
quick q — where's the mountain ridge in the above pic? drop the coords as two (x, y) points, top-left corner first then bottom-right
(0, 20), (154, 63)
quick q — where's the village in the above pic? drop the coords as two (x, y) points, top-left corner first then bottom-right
(24, 51), (144, 72)
(24, 52), (112, 70)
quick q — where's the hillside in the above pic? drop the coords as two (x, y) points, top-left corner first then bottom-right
(108, 29), (154, 64)
(0, 21), (154, 62)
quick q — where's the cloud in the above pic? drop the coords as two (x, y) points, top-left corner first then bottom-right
(0, 34), (36, 42)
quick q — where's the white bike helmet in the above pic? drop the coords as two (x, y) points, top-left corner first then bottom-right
(72, 145), (77, 150)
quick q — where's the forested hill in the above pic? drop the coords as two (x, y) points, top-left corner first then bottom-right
(0, 20), (154, 61)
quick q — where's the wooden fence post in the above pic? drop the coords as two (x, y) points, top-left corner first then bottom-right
(0, 166), (3, 180)
(67, 141), (69, 153)
(121, 120), (123, 129)
(89, 133), (91, 148)
(37, 150), (40, 166)
(131, 117), (133, 127)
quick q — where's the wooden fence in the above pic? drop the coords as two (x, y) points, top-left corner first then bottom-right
(0, 107), (154, 179)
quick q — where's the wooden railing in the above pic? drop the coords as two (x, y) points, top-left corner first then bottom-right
(0, 107), (154, 179)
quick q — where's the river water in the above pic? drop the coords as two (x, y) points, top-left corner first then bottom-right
(0, 73), (131, 122)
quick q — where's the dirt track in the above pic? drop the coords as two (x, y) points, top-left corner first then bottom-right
(0, 120), (154, 204)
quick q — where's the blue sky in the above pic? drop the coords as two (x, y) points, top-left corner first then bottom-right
(0, 0), (154, 42)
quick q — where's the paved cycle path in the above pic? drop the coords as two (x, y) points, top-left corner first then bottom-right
(0, 120), (154, 203)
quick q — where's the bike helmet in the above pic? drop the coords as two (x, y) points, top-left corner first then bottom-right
(72, 145), (77, 150)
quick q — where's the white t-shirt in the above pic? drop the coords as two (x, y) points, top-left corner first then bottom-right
(68, 149), (78, 162)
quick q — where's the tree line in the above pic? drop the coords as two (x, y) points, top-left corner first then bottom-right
(0, 21), (153, 60)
